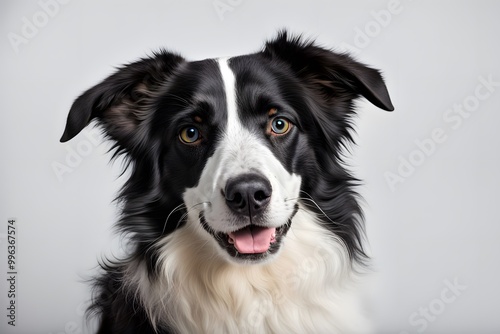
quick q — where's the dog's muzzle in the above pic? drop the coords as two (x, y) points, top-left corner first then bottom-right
(222, 173), (276, 254)
(200, 172), (297, 262)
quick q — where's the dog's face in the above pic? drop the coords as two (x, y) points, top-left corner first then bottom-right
(182, 58), (305, 263)
(61, 32), (393, 265)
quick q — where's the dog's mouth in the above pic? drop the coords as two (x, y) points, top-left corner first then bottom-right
(228, 225), (277, 254)
(200, 214), (294, 262)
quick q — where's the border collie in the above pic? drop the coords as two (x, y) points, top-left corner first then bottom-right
(61, 31), (393, 333)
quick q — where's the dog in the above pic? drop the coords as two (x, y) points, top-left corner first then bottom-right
(61, 31), (393, 333)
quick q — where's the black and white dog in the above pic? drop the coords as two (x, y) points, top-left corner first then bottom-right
(61, 31), (393, 333)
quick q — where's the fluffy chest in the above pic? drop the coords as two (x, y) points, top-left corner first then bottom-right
(131, 209), (371, 334)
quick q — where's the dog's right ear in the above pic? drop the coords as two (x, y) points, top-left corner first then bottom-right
(60, 50), (184, 151)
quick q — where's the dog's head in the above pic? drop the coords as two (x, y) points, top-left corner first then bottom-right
(61, 32), (393, 265)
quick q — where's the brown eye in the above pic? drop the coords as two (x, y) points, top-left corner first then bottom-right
(179, 126), (201, 144)
(270, 117), (291, 135)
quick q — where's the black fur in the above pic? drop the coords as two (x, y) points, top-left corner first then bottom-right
(61, 31), (393, 333)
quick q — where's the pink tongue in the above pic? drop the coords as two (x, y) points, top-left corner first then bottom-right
(229, 226), (276, 254)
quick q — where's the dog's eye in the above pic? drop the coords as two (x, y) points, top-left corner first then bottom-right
(270, 117), (291, 135)
(179, 126), (201, 144)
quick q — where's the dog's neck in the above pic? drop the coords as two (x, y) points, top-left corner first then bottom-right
(125, 207), (370, 334)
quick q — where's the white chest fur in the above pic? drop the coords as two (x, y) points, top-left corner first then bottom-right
(128, 209), (371, 334)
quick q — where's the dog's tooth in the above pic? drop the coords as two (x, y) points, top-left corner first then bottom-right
(228, 236), (234, 244)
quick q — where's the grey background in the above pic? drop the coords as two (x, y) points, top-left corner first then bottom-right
(1, 0), (499, 333)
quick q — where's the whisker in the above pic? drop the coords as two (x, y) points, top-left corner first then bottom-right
(285, 191), (329, 220)
(160, 202), (188, 235)
(145, 202), (209, 254)
(198, 210), (219, 238)
(285, 191), (353, 238)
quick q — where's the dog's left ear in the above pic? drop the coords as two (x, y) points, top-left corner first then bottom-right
(263, 31), (394, 111)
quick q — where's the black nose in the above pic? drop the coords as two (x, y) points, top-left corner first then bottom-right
(224, 173), (272, 217)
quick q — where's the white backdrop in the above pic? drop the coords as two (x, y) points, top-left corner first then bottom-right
(1, 1), (499, 333)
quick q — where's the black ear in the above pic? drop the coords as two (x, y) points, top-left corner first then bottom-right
(60, 50), (185, 147)
(263, 31), (394, 111)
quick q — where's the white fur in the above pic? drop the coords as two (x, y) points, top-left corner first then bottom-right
(124, 58), (372, 333)
(128, 208), (371, 333)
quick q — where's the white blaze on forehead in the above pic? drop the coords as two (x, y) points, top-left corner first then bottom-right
(217, 57), (240, 134)
(215, 57), (266, 182)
